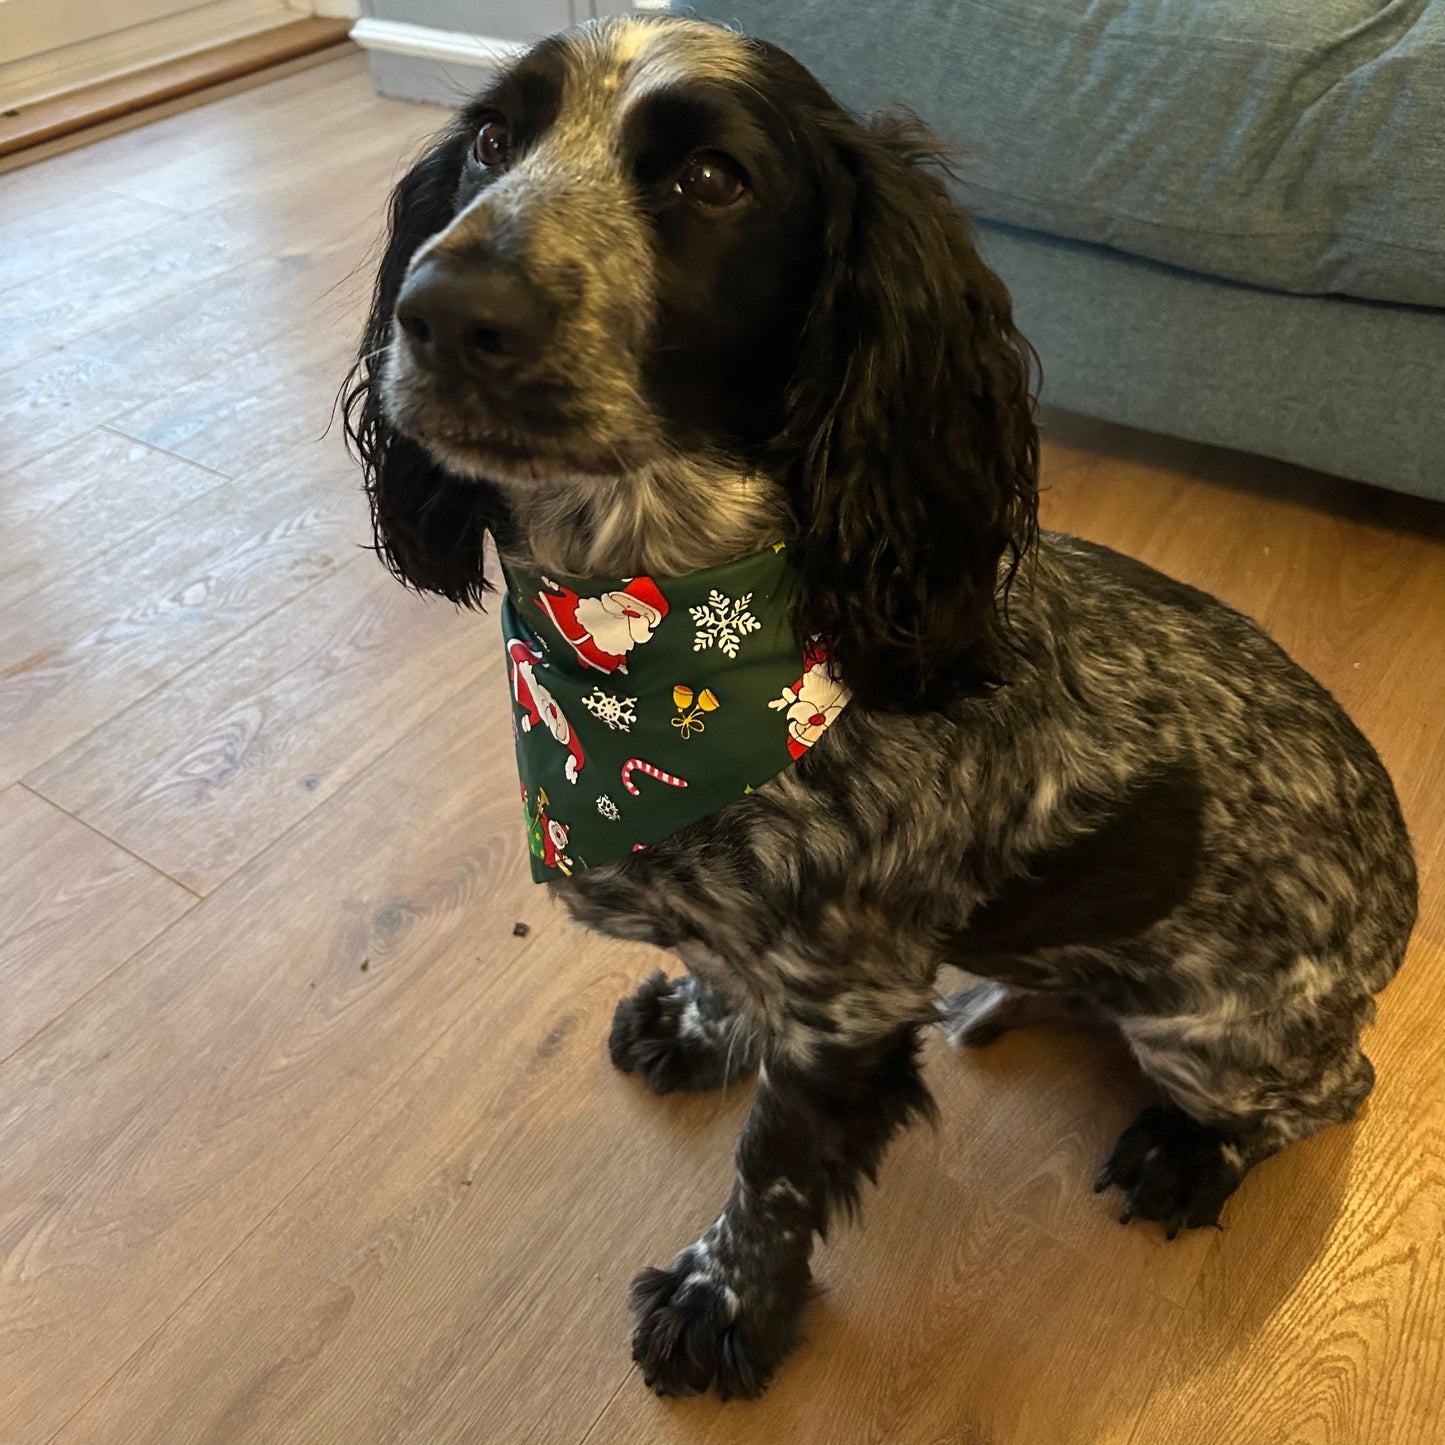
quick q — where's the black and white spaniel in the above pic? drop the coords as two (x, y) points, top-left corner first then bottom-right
(344, 15), (1417, 1400)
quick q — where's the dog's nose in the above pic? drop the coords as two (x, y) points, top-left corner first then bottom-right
(395, 254), (553, 370)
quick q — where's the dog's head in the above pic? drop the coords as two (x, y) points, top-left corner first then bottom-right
(345, 16), (1038, 708)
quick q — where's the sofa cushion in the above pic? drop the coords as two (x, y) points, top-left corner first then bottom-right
(976, 219), (1445, 501)
(681, 0), (1445, 308)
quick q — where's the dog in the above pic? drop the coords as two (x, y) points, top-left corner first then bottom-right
(343, 15), (1418, 1399)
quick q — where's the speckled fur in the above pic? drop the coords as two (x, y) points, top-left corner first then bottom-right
(348, 16), (1418, 1400)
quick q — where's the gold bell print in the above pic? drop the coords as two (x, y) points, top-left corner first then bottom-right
(671, 684), (719, 740)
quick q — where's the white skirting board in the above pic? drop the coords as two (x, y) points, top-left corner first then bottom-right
(349, 17), (528, 104)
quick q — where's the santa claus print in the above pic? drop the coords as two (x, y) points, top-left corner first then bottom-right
(769, 642), (850, 759)
(534, 576), (668, 675)
(506, 633), (585, 782)
(540, 812), (573, 873)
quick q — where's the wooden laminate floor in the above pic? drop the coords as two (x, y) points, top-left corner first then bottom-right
(2, 53), (1442, 1445)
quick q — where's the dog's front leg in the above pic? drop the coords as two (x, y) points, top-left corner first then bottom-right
(629, 1005), (935, 1399)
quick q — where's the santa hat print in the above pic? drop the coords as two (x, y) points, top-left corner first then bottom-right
(615, 576), (668, 622)
(508, 635), (543, 670)
(800, 638), (831, 674)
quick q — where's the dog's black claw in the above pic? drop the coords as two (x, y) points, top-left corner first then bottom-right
(1096, 1104), (1247, 1239)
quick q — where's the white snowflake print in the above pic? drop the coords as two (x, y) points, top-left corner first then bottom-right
(690, 590), (761, 658)
(596, 794), (620, 821)
(581, 687), (636, 731)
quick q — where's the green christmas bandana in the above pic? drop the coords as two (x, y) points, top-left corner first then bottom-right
(500, 543), (850, 881)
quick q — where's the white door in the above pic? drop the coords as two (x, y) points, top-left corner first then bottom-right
(0, 0), (294, 108)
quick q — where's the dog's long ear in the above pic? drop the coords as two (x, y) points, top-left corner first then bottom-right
(342, 122), (510, 605)
(781, 109), (1039, 710)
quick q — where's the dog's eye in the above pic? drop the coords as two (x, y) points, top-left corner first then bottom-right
(675, 151), (747, 208)
(473, 113), (511, 170)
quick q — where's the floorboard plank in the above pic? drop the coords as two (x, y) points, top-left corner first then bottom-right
(0, 189), (180, 295)
(0, 679), (541, 1445)
(0, 785), (195, 1060)
(0, 429), (224, 614)
(42, 925), (698, 1445)
(30, 562), (497, 894)
(0, 453), (361, 786)
(108, 325), (357, 480)
(0, 244), (373, 474)
(0, 99), (432, 377)
(38, 912), (1181, 1445)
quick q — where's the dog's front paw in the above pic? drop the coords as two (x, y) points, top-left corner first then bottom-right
(609, 972), (754, 1095)
(1094, 1104), (1245, 1239)
(628, 1246), (804, 1400)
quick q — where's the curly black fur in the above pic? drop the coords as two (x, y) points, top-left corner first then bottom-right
(344, 15), (1417, 1401)
(776, 102), (1040, 708)
(343, 28), (1037, 713)
(341, 116), (509, 604)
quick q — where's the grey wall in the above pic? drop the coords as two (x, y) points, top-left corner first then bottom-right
(368, 2), (570, 41)
(361, 1), (641, 103)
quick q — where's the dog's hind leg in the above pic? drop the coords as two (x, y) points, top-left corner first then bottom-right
(609, 971), (761, 1094)
(1097, 1015), (1378, 1239)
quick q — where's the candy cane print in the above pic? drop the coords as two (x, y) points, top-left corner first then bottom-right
(620, 758), (689, 796)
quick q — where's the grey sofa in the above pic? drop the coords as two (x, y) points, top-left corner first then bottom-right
(681, 0), (1445, 503)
